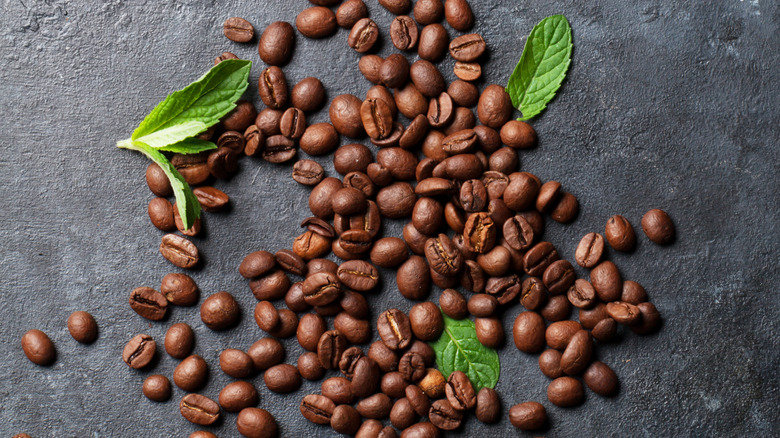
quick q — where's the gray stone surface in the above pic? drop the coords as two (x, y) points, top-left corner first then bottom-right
(1, 0), (778, 436)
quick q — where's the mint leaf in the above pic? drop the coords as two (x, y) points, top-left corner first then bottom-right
(506, 15), (572, 121)
(117, 140), (201, 229)
(131, 59), (251, 146)
(157, 138), (217, 154)
(429, 312), (500, 391)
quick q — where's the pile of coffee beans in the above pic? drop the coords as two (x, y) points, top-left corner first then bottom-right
(19, 1), (676, 437)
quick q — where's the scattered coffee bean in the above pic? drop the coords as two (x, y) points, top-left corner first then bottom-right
(337, 0), (369, 29)
(444, 0), (474, 31)
(219, 381), (259, 413)
(67, 311), (97, 344)
(159, 234), (199, 269)
(642, 208), (675, 244)
(248, 337), (285, 371)
(429, 399), (463, 430)
(583, 361), (619, 396)
(547, 376), (585, 407)
(165, 322), (195, 359)
(605, 214), (636, 252)
(143, 374), (172, 402)
(378, 309), (413, 350)
(224, 17), (254, 43)
(122, 334), (154, 369)
(575, 232), (605, 268)
(129, 286), (168, 321)
(264, 363), (302, 393)
(258, 21), (295, 66)
(220, 348), (255, 379)
(21, 329), (56, 366)
(296, 6), (338, 39)
(174, 354), (209, 392)
(349, 18), (379, 53)
(180, 393), (220, 426)
(509, 401), (547, 430)
(200, 291), (241, 330)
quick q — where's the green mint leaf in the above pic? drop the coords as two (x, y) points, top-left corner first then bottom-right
(506, 15), (572, 121)
(156, 138), (217, 154)
(429, 311), (500, 391)
(116, 140), (201, 230)
(131, 59), (252, 145)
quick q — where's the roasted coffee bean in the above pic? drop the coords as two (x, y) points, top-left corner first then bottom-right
(444, 0), (474, 31)
(275, 249), (306, 276)
(449, 33), (486, 61)
(474, 387), (501, 424)
(424, 233), (464, 276)
(129, 287), (167, 321)
(223, 100), (257, 132)
(215, 51), (239, 65)
(349, 18), (379, 53)
(414, 178), (455, 199)
(519, 277), (546, 311)
(379, 0), (412, 14)
(503, 172), (540, 211)
(396, 83), (430, 120)
(250, 270), (292, 301)
(337, 0), (369, 28)
(433, 153), (483, 180)
(539, 349), (564, 379)
(264, 363), (301, 393)
(296, 6), (337, 39)
(575, 232), (605, 268)
(337, 260), (379, 292)
(359, 55), (385, 84)
(291, 77), (326, 113)
(579, 303), (608, 330)
(500, 120), (537, 150)
(262, 135), (297, 163)
(378, 309), (413, 350)
(172, 202), (201, 236)
(547, 376), (584, 407)
(427, 92), (454, 128)
(590, 261), (622, 302)
(453, 62), (481, 81)
(330, 94), (365, 138)
(145, 163), (173, 197)
(391, 398), (418, 430)
(294, 230), (331, 261)
(339, 290), (369, 320)
(606, 301), (642, 326)
(302, 272), (342, 307)
(543, 260), (576, 295)
(258, 21), (295, 66)
(592, 317), (618, 342)
(307, 258), (339, 276)
(545, 320), (582, 350)
(458, 260), (483, 293)
(502, 215), (533, 252)
(568, 279), (597, 309)
(371, 237), (409, 268)
(400, 422), (439, 438)
(300, 394), (336, 425)
(445, 83), (476, 112)
(122, 334), (154, 369)
(299, 351), (326, 380)
(468, 294), (498, 317)
(192, 186), (229, 213)
(67, 311), (98, 344)
(219, 381), (259, 413)
(442, 203), (465, 234)
(391, 15), (419, 50)
(377, 182), (417, 219)
(143, 374), (172, 402)
(254, 301), (280, 333)
(430, 267), (458, 289)
(399, 116), (429, 151)
(357, 393), (393, 420)
(338, 346), (365, 379)
(429, 399), (463, 430)
(560, 330), (593, 375)
(256, 108), (283, 136)
(442, 131), (477, 158)
(401, 386), (430, 420)
(475, 317), (504, 348)
(488, 199), (514, 230)
(334, 312), (371, 344)
(630, 301), (661, 334)
(159, 234), (199, 269)
(621, 280), (648, 304)
(438, 289), (467, 320)
(523, 241), (559, 277)
(258, 66), (288, 109)
(332, 187), (368, 217)
(409, 301), (444, 341)
(298, 313), (327, 352)
(513, 311), (545, 353)
(22, 329), (55, 366)
(418, 368), (446, 399)
(584, 361), (619, 396)
(418, 24), (449, 63)
(605, 214), (636, 252)
(410, 60), (446, 98)
(148, 198), (175, 231)
(488, 147), (518, 174)
(371, 122), (405, 148)
(642, 208), (675, 244)
(332, 404), (362, 435)
(216, 130), (245, 157)
(352, 356), (381, 397)
(334, 144), (372, 175)
(309, 177), (343, 218)
(535, 180), (562, 213)
(318, 330), (347, 369)
(482, 170), (508, 200)
(509, 402), (547, 431)
(377, 148), (418, 181)
(463, 212), (496, 254)
(171, 152), (210, 185)
(445, 371), (476, 411)
(280, 108), (306, 139)
(344, 171), (377, 198)
(268, 310), (301, 337)
(248, 338), (285, 371)
(200, 291), (240, 330)
(174, 354), (208, 392)
(224, 17), (254, 42)
(244, 124), (264, 157)
(414, 0), (443, 24)
(180, 393), (220, 426)
(361, 98), (394, 140)
(381, 371), (409, 399)
(551, 192), (579, 223)
(369, 340), (400, 373)
(165, 322), (195, 359)
(477, 84), (512, 129)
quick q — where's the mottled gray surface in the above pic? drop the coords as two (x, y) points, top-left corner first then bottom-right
(1, 0), (778, 436)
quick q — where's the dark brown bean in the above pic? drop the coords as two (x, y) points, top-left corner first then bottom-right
(296, 6), (337, 39)
(159, 234), (199, 269)
(409, 301), (444, 341)
(219, 381), (258, 413)
(605, 214), (636, 252)
(418, 23), (449, 62)
(444, 0), (474, 31)
(224, 17), (254, 43)
(568, 279), (597, 309)
(545, 320), (582, 350)
(174, 354), (209, 392)
(220, 349), (255, 379)
(337, 0), (369, 28)
(264, 364), (301, 393)
(477, 84), (512, 129)
(143, 374), (172, 402)
(248, 338), (285, 371)
(146, 163), (172, 197)
(349, 18), (379, 53)
(180, 394), (220, 426)
(551, 192), (579, 223)
(378, 309), (413, 350)
(642, 208), (675, 244)
(547, 376), (584, 407)
(429, 399), (463, 430)
(391, 15), (419, 50)
(590, 261), (622, 302)
(357, 393), (393, 420)
(200, 291), (240, 331)
(575, 232), (605, 268)
(560, 330), (593, 375)
(539, 349), (564, 379)
(165, 322), (195, 359)
(300, 394), (336, 425)
(129, 287), (167, 321)
(67, 311), (98, 344)
(22, 329), (56, 366)
(410, 60), (446, 98)
(509, 402), (547, 431)
(330, 94), (365, 138)
(513, 311), (545, 353)
(258, 21), (295, 66)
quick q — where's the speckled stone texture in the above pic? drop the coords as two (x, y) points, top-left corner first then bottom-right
(0, 0), (778, 436)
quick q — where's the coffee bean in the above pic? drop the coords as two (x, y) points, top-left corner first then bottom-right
(377, 182), (417, 219)
(214, 51), (239, 65)
(279, 108), (306, 139)
(128, 287), (167, 321)
(331, 405), (361, 435)
(535, 181), (562, 213)
(409, 302), (444, 341)
(293, 230), (331, 261)
(560, 330), (593, 375)
(200, 291), (240, 330)
(378, 309), (413, 350)
(545, 320), (581, 350)
(337, 0), (369, 28)
(513, 311), (545, 353)
(219, 381), (259, 413)
(444, 0), (474, 31)
(321, 376), (354, 406)
(424, 233), (464, 277)
(370, 237), (409, 268)
(443, 129), (477, 156)
(449, 33), (486, 61)
(142, 374), (171, 402)
(396, 82), (431, 118)
(171, 152), (210, 185)
(518, 276), (546, 311)
(379, 0), (412, 14)
(468, 294), (498, 317)
(538, 348), (564, 379)
(378, 148), (418, 181)
(223, 17), (254, 43)
(509, 401), (547, 431)
(499, 121), (536, 150)
(605, 214), (636, 252)
(333, 312), (370, 344)
(361, 98), (394, 140)
(297, 313), (326, 352)
(250, 270), (292, 301)
(461, 212), (496, 256)
(429, 399), (463, 430)
(122, 334), (154, 369)
(159, 233), (199, 269)
(523, 241), (558, 277)
(391, 15), (419, 50)
(288, 78), (326, 114)
(262, 134), (297, 164)
(574, 232), (605, 268)
(357, 393), (393, 420)
(568, 279), (597, 309)
(447, 81), (478, 108)
(488, 147), (518, 174)
(338, 346), (365, 379)
(371, 121), (405, 148)
(547, 376), (584, 407)
(174, 354), (208, 392)
(264, 364), (301, 393)
(352, 356), (381, 398)
(67, 311), (97, 344)
(349, 18), (379, 53)
(258, 21), (294, 65)
(191, 187), (229, 213)
(583, 361), (619, 396)
(453, 62), (481, 81)
(274, 249), (306, 276)
(394, 255), (430, 300)
(477, 84), (512, 129)
(256, 108), (283, 136)
(145, 163), (173, 197)
(180, 393), (220, 426)
(433, 153), (483, 180)
(171, 202), (202, 237)
(359, 55), (385, 84)
(335, 260), (377, 292)
(631, 302), (662, 334)
(147, 198), (175, 231)
(296, 6), (337, 39)
(330, 94), (365, 138)
(380, 54), (410, 90)
(551, 192), (579, 223)
(592, 317), (618, 342)
(410, 60), (446, 98)
(619, 280), (647, 305)
(380, 371), (408, 399)
(427, 92), (454, 129)
(220, 348), (255, 379)
(248, 337), (285, 371)
(413, 0), (443, 24)
(243, 124), (265, 157)
(258, 66), (288, 110)
(418, 368), (446, 399)
(400, 422), (439, 438)
(21, 329), (56, 366)
(606, 301), (642, 326)
(165, 322), (195, 359)
(444, 371), (476, 411)
(344, 171), (377, 198)
(266, 309), (299, 338)
(578, 303), (608, 330)
(333, 144), (372, 176)
(542, 294), (571, 322)
(301, 394), (336, 426)
(641, 208), (675, 244)
(590, 260), (622, 302)
(438, 288), (466, 319)
(390, 398), (418, 430)
(471, 387), (501, 424)
(318, 330), (347, 369)
(475, 317), (504, 348)
(542, 260), (576, 295)
(297, 352), (325, 381)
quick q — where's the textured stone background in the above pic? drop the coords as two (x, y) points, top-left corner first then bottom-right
(1, 0), (778, 436)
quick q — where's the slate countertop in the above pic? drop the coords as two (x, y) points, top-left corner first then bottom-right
(1, 0), (778, 436)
